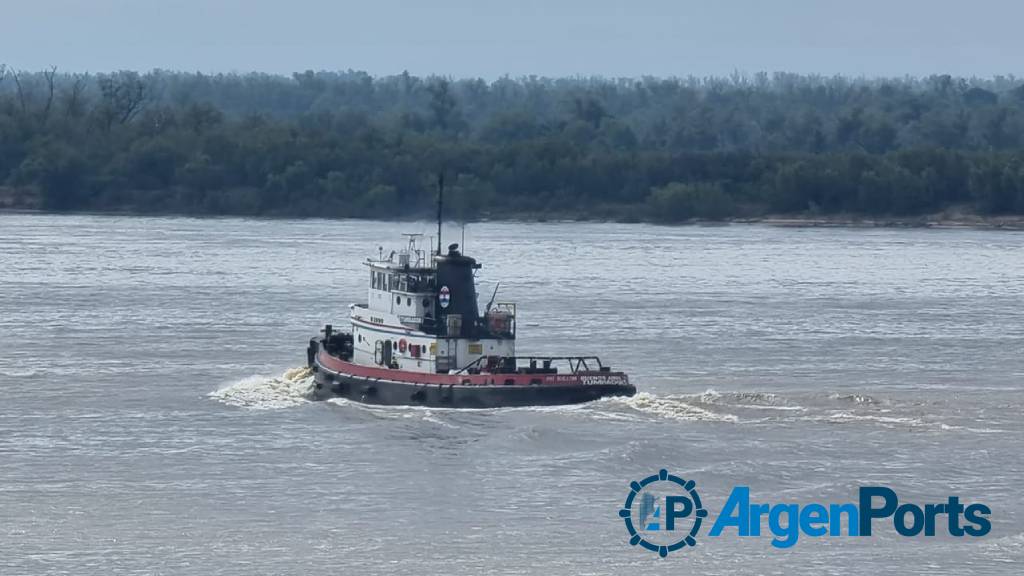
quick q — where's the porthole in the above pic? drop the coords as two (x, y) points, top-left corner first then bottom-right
(406, 297), (411, 306)
(396, 295), (401, 304)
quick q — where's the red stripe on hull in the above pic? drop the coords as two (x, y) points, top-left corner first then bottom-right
(316, 351), (629, 388)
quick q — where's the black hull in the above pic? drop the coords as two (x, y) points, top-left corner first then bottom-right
(312, 366), (636, 408)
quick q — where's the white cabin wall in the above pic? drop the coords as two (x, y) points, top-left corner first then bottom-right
(367, 266), (435, 323)
(388, 292), (434, 323)
(351, 306), (438, 374)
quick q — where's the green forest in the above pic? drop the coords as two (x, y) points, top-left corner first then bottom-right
(2, 67), (1024, 222)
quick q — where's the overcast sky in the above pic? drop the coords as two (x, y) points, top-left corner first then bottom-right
(3, 0), (1021, 79)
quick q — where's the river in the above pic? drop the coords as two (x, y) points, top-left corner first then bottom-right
(1, 213), (1022, 575)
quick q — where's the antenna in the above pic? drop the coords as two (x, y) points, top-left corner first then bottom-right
(486, 281), (500, 312)
(436, 172), (444, 256)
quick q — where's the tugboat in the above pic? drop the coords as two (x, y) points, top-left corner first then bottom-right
(305, 176), (635, 408)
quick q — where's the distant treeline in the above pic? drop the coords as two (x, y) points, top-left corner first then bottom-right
(2, 67), (1024, 221)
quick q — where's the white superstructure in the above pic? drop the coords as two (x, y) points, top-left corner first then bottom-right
(349, 234), (515, 374)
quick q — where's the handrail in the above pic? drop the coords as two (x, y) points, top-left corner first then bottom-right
(455, 355), (604, 374)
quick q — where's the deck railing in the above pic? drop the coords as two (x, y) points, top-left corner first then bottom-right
(455, 355), (606, 375)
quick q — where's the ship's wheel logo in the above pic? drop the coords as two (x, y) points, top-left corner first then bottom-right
(619, 469), (706, 557)
(439, 285), (451, 309)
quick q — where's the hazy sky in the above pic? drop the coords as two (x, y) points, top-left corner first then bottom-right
(4, 0), (1021, 78)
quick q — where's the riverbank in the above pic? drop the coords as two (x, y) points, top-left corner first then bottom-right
(4, 187), (1023, 229)
(2, 195), (1024, 229)
(747, 213), (1024, 230)
(4, 205), (1024, 230)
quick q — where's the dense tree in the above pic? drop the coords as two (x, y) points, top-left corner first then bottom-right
(2, 67), (1024, 221)
(647, 182), (735, 221)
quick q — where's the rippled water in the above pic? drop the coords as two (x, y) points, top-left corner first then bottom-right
(1, 214), (1022, 575)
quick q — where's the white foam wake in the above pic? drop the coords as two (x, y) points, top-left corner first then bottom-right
(692, 388), (806, 411)
(209, 367), (314, 409)
(599, 392), (740, 422)
(817, 411), (924, 427)
(977, 532), (1024, 564)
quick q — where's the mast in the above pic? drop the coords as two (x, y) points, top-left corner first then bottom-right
(436, 172), (444, 256)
